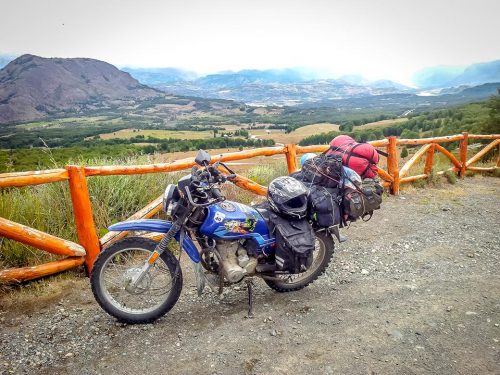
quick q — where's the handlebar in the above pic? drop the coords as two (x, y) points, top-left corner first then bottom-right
(211, 187), (225, 201)
(185, 159), (238, 207)
(184, 184), (226, 207)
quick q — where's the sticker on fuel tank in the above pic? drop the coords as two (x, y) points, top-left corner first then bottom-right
(214, 212), (225, 223)
(223, 215), (257, 233)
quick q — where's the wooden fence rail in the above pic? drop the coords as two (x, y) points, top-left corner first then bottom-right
(0, 132), (499, 283)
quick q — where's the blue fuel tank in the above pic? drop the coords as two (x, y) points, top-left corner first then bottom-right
(199, 200), (273, 251)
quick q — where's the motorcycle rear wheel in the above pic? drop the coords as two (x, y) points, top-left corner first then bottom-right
(91, 237), (183, 324)
(264, 231), (334, 293)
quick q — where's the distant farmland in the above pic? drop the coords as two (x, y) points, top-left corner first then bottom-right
(99, 128), (214, 140)
(357, 118), (408, 129)
(251, 123), (340, 144)
(98, 119), (405, 144)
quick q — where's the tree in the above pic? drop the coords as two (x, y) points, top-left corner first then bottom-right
(484, 91), (500, 134)
(339, 122), (353, 132)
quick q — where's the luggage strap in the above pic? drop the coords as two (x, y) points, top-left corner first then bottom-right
(327, 143), (388, 159)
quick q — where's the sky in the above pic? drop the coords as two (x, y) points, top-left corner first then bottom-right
(1, 0), (499, 85)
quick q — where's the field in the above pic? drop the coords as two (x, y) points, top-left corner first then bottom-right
(98, 123), (343, 143)
(16, 116), (115, 129)
(250, 123), (340, 144)
(357, 117), (408, 129)
(99, 128), (214, 140)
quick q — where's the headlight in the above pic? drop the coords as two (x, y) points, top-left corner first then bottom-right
(163, 184), (179, 212)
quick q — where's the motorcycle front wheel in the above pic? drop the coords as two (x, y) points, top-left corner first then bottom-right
(264, 231), (334, 293)
(90, 237), (183, 324)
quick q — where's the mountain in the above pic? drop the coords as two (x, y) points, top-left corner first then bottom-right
(195, 68), (322, 87)
(0, 54), (162, 124)
(449, 60), (500, 87)
(413, 60), (500, 89)
(121, 67), (198, 85)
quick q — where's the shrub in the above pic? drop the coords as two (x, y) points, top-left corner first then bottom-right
(444, 170), (458, 184)
(427, 170), (441, 187)
(400, 147), (408, 158)
(411, 179), (426, 189)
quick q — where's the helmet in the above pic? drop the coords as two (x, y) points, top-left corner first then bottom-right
(267, 176), (309, 219)
(300, 153), (316, 167)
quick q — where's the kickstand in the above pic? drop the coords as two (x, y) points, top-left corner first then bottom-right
(245, 278), (255, 318)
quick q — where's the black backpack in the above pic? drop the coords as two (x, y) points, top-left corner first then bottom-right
(300, 154), (342, 188)
(269, 212), (314, 274)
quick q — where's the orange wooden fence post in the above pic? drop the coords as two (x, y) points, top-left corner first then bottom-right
(424, 144), (435, 175)
(66, 165), (101, 273)
(497, 143), (500, 168)
(459, 132), (469, 178)
(386, 136), (400, 195)
(285, 144), (299, 174)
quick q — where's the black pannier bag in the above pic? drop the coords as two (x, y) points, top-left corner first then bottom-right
(342, 178), (383, 222)
(269, 212), (314, 274)
(301, 154), (342, 188)
(308, 185), (341, 227)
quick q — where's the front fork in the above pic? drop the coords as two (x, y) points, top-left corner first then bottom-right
(129, 216), (186, 290)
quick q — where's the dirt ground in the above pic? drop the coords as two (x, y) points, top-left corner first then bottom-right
(1, 176), (499, 375)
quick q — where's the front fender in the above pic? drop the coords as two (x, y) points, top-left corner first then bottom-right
(108, 219), (200, 263)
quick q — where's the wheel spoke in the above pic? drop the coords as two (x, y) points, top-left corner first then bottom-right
(99, 247), (174, 314)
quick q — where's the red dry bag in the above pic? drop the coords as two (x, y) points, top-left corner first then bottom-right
(327, 135), (379, 179)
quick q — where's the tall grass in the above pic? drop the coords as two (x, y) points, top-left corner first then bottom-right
(403, 144), (499, 189)
(0, 155), (185, 268)
(0, 157), (288, 269)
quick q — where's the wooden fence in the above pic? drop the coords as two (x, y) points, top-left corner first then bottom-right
(0, 132), (499, 283)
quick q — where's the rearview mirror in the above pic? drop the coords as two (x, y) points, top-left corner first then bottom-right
(195, 149), (211, 166)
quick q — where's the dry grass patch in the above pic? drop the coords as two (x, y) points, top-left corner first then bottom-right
(250, 123), (340, 144)
(357, 118), (408, 129)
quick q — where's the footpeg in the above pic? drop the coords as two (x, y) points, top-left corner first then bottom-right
(256, 263), (277, 273)
(329, 224), (347, 243)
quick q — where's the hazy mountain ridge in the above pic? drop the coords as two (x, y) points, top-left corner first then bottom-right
(413, 60), (500, 89)
(151, 75), (414, 106)
(121, 67), (198, 85)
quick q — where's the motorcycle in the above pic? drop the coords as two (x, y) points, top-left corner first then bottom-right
(90, 149), (337, 324)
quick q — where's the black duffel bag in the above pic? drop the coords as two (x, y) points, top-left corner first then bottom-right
(308, 185), (342, 228)
(269, 212), (314, 274)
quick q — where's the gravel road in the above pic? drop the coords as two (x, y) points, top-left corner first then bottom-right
(1, 176), (499, 375)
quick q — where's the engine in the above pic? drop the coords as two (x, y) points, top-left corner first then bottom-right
(215, 240), (257, 282)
